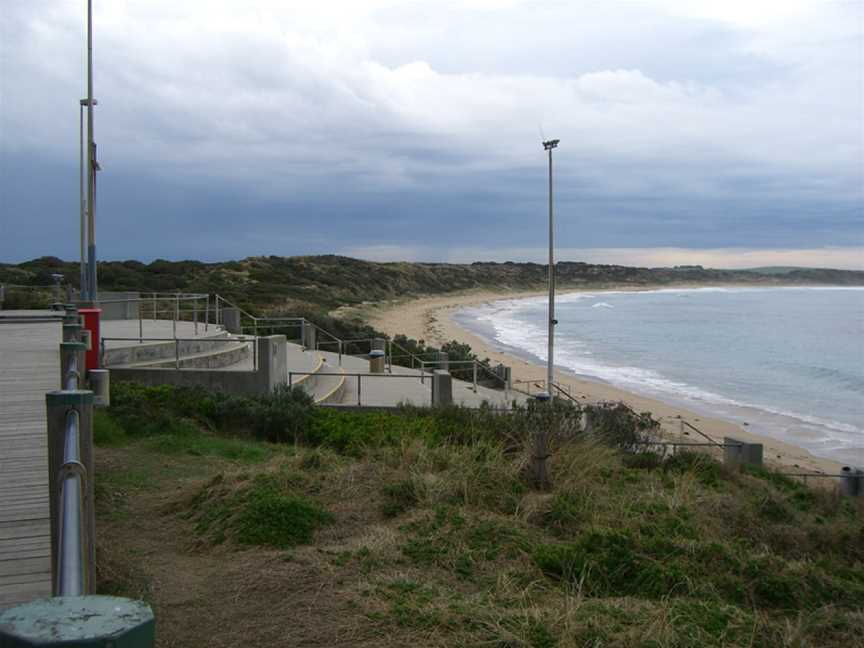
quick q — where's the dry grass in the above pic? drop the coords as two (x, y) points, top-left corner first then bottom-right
(94, 413), (864, 648)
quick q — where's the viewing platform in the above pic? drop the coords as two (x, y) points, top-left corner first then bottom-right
(0, 312), (62, 610)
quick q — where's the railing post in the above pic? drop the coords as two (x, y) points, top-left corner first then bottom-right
(289, 372), (293, 388)
(338, 340), (343, 367)
(138, 301), (143, 343)
(473, 360), (478, 393)
(175, 339), (180, 370)
(60, 341), (87, 390)
(173, 295), (178, 339)
(45, 389), (95, 595)
(193, 297), (198, 336)
(204, 295), (209, 332)
(357, 375), (362, 406)
(63, 323), (83, 343)
(840, 466), (863, 497)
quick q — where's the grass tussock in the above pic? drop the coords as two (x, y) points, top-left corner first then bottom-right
(95, 382), (864, 647)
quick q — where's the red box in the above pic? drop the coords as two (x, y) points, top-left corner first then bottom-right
(79, 308), (102, 370)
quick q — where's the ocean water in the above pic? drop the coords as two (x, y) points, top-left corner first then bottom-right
(454, 287), (864, 465)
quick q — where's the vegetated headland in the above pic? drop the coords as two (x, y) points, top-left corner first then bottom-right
(3, 253), (862, 316)
(8, 255), (863, 645)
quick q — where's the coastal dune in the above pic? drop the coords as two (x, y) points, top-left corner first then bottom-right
(367, 289), (847, 477)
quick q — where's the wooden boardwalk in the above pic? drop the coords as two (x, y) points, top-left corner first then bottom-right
(0, 315), (61, 610)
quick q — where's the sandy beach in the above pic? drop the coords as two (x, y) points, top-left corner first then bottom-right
(361, 288), (847, 477)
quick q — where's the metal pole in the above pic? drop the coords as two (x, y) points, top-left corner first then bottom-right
(204, 295), (209, 332)
(193, 298), (198, 335)
(544, 140), (558, 398)
(173, 295), (178, 339)
(138, 303), (143, 343)
(473, 360), (478, 393)
(357, 375), (362, 406)
(338, 340), (343, 367)
(85, 0), (97, 304)
(79, 101), (87, 298)
(175, 339), (180, 370)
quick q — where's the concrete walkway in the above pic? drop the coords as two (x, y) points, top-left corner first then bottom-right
(100, 320), (524, 408)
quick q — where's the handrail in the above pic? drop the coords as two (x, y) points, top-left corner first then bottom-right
(289, 370), (434, 407)
(214, 294), (258, 325)
(57, 409), (86, 596)
(55, 334), (91, 598)
(550, 382), (580, 404)
(679, 419), (725, 449)
(388, 339), (432, 374)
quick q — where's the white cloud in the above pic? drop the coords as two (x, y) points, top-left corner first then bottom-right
(0, 0), (860, 257)
(345, 245), (864, 270)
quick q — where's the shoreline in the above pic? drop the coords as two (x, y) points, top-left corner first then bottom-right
(364, 287), (848, 477)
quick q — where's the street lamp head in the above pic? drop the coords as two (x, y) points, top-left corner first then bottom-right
(542, 139), (560, 150)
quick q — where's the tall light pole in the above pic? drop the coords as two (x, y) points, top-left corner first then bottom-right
(542, 138), (559, 401)
(85, 0), (99, 304)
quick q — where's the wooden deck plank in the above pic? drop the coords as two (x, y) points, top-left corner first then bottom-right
(0, 317), (59, 609)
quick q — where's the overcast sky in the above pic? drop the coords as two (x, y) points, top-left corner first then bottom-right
(1, 0), (862, 268)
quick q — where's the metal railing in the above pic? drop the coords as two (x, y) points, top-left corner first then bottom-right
(288, 371), (434, 407)
(56, 407), (86, 596)
(53, 328), (94, 597)
(101, 335), (257, 371)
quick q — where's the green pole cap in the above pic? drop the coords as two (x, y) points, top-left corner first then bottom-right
(0, 596), (154, 647)
(45, 390), (94, 407)
(60, 342), (87, 352)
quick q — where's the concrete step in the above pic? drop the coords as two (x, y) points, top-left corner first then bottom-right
(121, 340), (252, 369)
(103, 331), (231, 366)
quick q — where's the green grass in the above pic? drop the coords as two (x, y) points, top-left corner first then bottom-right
(96, 382), (864, 647)
(180, 471), (332, 549)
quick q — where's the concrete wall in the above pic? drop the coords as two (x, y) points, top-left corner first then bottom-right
(104, 333), (229, 367)
(111, 335), (287, 395)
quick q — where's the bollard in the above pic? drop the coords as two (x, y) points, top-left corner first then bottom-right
(369, 349), (385, 374)
(0, 595), (155, 647)
(222, 307), (241, 334)
(88, 369), (110, 408)
(302, 321), (317, 351)
(370, 339), (386, 373)
(59, 342), (87, 390)
(531, 426), (550, 490)
(431, 370), (452, 406)
(840, 466), (863, 497)
(582, 409), (593, 434)
(45, 390), (96, 595)
(723, 437), (764, 467)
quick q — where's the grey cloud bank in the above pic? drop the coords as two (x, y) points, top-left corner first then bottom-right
(0, 1), (861, 266)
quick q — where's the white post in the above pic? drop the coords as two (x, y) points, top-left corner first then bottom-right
(543, 138), (559, 399)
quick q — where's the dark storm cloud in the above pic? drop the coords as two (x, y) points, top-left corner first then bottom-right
(0, 1), (861, 266)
